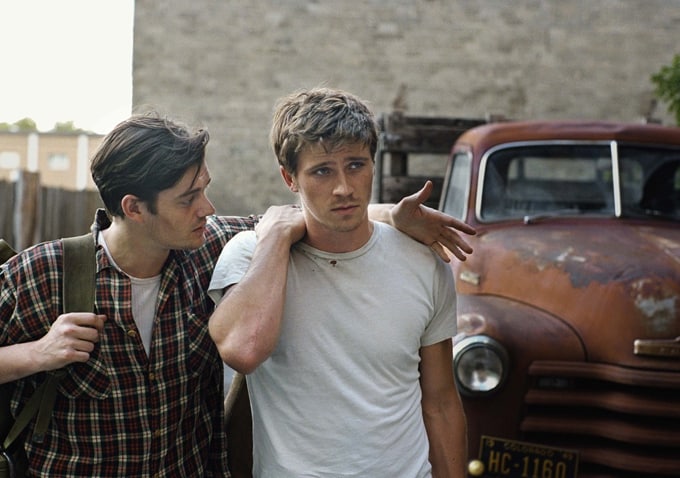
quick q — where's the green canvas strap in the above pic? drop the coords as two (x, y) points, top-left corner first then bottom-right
(61, 234), (96, 314)
(2, 373), (63, 448)
(2, 233), (95, 449)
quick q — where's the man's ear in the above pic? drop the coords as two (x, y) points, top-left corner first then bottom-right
(120, 194), (145, 223)
(280, 166), (298, 193)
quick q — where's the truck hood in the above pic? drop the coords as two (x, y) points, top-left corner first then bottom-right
(454, 220), (680, 368)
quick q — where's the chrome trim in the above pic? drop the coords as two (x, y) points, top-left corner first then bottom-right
(459, 270), (480, 286)
(453, 335), (509, 397)
(634, 336), (680, 358)
(610, 140), (622, 217)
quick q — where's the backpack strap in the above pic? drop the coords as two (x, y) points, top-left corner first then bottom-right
(2, 233), (96, 448)
(61, 234), (96, 313)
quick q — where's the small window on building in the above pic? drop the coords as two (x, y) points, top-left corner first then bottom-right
(0, 151), (20, 169)
(48, 153), (70, 171)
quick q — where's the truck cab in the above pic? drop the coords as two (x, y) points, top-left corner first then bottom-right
(377, 116), (680, 477)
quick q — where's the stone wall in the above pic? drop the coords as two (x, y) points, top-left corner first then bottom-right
(133, 0), (680, 215)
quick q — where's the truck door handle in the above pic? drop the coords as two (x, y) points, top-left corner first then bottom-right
(633, 336), (680, 358)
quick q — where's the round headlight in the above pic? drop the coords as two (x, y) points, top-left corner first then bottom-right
(453, 335), (509, 396)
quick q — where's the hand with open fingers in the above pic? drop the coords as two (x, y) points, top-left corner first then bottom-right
(390, 181), (476, 262)
(34, 312), (107, 370)
(256, 204), (307, 246)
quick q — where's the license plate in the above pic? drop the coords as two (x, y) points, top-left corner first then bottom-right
(475, 435), (579, 478)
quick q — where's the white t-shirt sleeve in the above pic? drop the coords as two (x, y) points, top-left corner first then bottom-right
(421, 254), (458, 347)
(207, 230), (257, 305)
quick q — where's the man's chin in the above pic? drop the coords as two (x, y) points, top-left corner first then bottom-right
(179, 235), (207, 251)
(332, 218), (366, 233)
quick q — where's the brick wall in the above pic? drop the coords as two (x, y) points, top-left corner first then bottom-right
(133, 0), (680, 215)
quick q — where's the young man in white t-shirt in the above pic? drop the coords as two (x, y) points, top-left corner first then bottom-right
(209, 87), (467, 477)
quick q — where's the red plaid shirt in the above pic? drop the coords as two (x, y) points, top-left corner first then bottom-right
(0, 210), (256, 477)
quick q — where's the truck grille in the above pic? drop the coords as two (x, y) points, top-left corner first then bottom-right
(523, 361), (680, 477)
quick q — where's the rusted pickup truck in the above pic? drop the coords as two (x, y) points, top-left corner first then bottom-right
(377, 115), (680, 477)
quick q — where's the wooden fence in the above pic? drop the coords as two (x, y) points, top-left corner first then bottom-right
(0, 171), (103, 250)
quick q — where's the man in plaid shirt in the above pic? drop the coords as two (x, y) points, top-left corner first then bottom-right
(0, 113), (474, 476)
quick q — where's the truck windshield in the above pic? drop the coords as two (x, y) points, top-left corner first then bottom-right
(477, 142), (680, 223)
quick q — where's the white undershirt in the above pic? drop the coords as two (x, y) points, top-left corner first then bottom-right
(98, 233), (160, 355)
(128, 275), (160, 355)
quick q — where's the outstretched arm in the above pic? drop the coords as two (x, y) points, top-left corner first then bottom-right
(368, 181), (476, 262)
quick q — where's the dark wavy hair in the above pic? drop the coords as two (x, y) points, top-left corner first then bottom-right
(90, 113), (209, 217)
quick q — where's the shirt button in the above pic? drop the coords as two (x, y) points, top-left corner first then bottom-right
(153, 429), (162, 438)
(148, 372), (156, 381)
(127, 329), (137, 338)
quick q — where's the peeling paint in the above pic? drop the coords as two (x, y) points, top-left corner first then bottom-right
(634, 295), (677, 334)
(555, 248), (572, 262)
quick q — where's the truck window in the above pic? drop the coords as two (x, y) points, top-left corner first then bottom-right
(621, 145), (680, 218)
(441, 152), (472, 220)
(479, 144), (614, 221)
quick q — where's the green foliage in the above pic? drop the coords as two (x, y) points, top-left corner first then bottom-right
(51, 121), (85, 133)
(12, 118), (38, 132)
(0, 119), (89, 133)
(651, 54), (680, 126)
